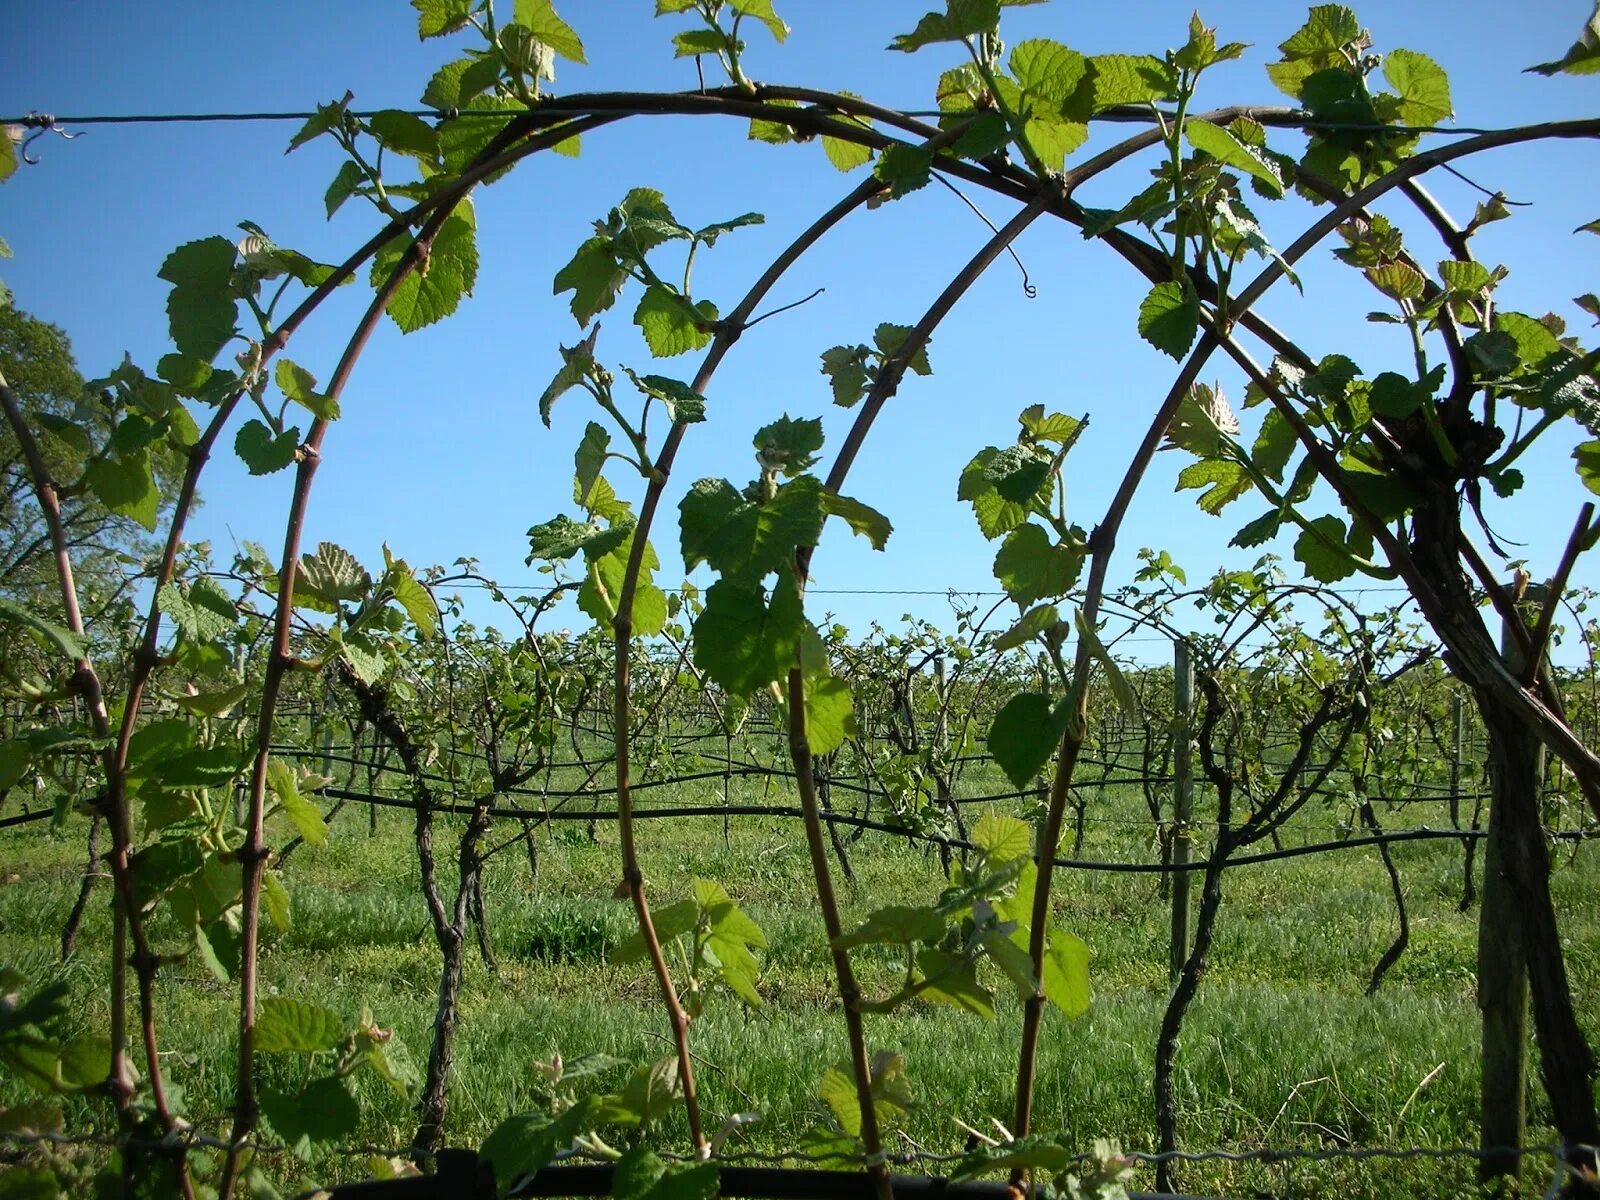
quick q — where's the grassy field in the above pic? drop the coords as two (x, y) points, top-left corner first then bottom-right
(2, 753), (1597, 1199)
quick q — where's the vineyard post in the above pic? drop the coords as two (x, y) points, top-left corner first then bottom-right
(318, 680), (335, 780)
(1478, 583), (1544, 1182)
(1450, 691), (1463, 834)
(1169, 639), (1194, 984)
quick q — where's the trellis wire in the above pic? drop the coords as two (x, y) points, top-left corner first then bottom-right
(6, 1130), (1590, 1200)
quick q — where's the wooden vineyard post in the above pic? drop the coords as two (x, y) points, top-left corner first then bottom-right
(1450, 691), (1464, 829)
(1478, 584), (1543, 1183)
(1169, 640), (1194, 983)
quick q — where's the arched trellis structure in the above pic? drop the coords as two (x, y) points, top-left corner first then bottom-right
(3, 5), (1600, 1198)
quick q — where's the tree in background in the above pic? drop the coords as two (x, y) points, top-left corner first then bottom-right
(0, 298), (184, 675)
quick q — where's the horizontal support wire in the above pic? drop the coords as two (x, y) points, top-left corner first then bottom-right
(5, 1129), (1586, 1196)
(2, 108), (1531, 138)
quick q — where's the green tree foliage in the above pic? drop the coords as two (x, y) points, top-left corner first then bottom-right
(0, 299), (182, 646)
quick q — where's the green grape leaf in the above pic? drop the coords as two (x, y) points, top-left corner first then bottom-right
(1495, 311), (1562, 371)
(1089, 54), (1176, 107)
(1074, 609), (1139, 719)
(889, 0), (1016, 52)
(263, 870), (292, 931)
(129, 837), (204, 907)
(915, 948), (994, 1019)
(260, 1076), (359, 1159)
(234, 420), (299, 476)
(1251, 408), (1296, 482)
(84, 453), (159, 531)
(971, 814), (1032, 863)
(159, 236), (241, 358)
(1011, 39), (1087, 103)
(1018, 405), (1085, 446)
(1021, 116), (1088, 172)
(1526, 3), (1600, 76)
(993, 602), (1061, 652)
(1573, 440), (1600, 495)
(820, 346), (872, 407)
(274, 359), (340, 422)
(382, 554), (440, 635)
(539, 338), (595, 426)
(1185, 118), (1285, 197)
(820, 490), (892, 550)
(820, 93), (874, 173)
(691, 574), (803, 695)
(268, 759), (328, 847)
(574, 421), (610, 505)
(981, 923), (1038, 999)
(673, 29), (729, 58)
(1383, 49), (1452, 124)
(679, 475), (825, 584)
(950, 111), (1011, 160)
(1177, 458), (1253, 515)
(299, 542), (371, 605)
(372, 205), (478, 333)
(817, 1065), (866, 1137)
(1293, 514), (1365, 582)
(159, 235), (235, 291)
(437, 95), (525, 181)
(254, 996), (343, 1054)
(803, 673), (856, 755)
(412, 0), (473, 38)
(323, 160), (366, 220)
(960, 447), (1045, 539)
(604, 1057), (683, 1129)
(158, 577), (237, 643)
(993, 524), (1083, 607)
(367, 110), (439, 164)
(481, 1097), (601, 1197)
(578, 536), (668, 636)
(1042, 931), (1090, 1016)
(635, 285), (716, 357)
(729, 0), (789, 42)
(612, 898), (699, 965)
(952, 1135), (1075, 1181)
(872, 323), (932, 375)
(0, 740), (31, 790)
(754, 415), (824, 476)
(157, 354), (213, 395)
(749, 98), (803, 144)
(422, 55), (503, 109)
(988, 692), (1070, 788)
(0, 599), (83, 661)
(527, 514), (633, 563)
(624, 371), (707, 425)
(514, 0), (587, 63)
(873, 143), (933, 199)
(1138, 280), (1200, 360)
(835, 905), (946, 950)
(981, 444), (1051, 503)
(1365, 262), (1425, 302)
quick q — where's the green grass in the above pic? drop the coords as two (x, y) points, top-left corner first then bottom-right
(2, 757), (1595, 1199)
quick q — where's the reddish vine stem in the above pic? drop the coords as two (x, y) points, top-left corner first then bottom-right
(0, 373), (197, 1200)
(786, 193), (1051, 1197)
(605, 169), (899, 1159)
(218, 196), (462, 1198)
(1199, 120), (1600, 808)
(602, 119), (974, 1155)
(1008, 331), (1218, 1177)
(1525, 503), (1595, 683)
(782, 665), (890, 1200)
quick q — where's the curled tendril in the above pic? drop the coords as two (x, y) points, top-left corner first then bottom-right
(17, 113), (83, 165)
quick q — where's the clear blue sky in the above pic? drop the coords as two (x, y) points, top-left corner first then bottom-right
(4, 2), (1598, 659)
